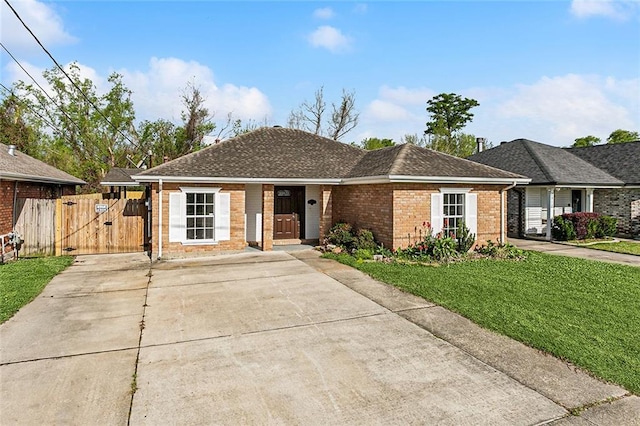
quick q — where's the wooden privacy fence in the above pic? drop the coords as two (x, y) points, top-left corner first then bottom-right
(14, 198), (57, 256)
(11, 193), (147, 257)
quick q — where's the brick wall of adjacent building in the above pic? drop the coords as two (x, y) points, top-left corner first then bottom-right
(506, 187), (526, 238)
(593, 188), (640, 238)
(151, 182), (246, 259)
(0, 179), (76, 235)
(261, 184), (274, 251)
(332, 183), (507, 250)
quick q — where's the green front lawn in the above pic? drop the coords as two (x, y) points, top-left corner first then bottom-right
(582, 241), (640, 256)
(0, 256), (74, 323)
(327, 252), (640, 394)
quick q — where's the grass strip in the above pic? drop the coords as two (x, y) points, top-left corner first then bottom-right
(326, 252), (640, 394)
(583, 241), (640, 256)
(0, 256), (74, 323)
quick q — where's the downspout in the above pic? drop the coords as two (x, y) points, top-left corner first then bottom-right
(158, 179), (163, 260)
(500, 181), (518, 243)
(12, 181), (18, 230)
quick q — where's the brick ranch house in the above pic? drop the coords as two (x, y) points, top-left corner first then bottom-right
(469, 139), (640, 239)
(134, 127), (528, 260)
(0, 143), (85, 235)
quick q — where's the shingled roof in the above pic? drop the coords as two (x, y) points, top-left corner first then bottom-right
(468, 139), (623, 186)
(567, 141), (640, 185)
(0, 143), (85, 185)
(101, 168), (143, 186)
(136, 127), (526, 183)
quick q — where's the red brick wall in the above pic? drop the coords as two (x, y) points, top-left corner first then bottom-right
(332, 184), (394, 248)
(261, 184), (274, 251)
(0, 179), (76, 235)
(332, 182), (507, 250)
(319, 185), (334, 241)
(151, 182), (246, 259)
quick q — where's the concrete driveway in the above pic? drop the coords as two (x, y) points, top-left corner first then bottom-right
(1, 251), (637, 425)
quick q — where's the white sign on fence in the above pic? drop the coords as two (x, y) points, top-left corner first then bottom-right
(95, 204), (108, 214)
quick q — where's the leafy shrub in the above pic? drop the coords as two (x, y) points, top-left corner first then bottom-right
(353, 248), (373, 260)
(432, 237), (458, 261)
(456, 221), (476, 253)
(325, 222), (355, 249)
(355, 229), (377, 251)
(552, 215), (576, 241)
(475, 241), (526, 260)
(552, 213), (617, 241)
(598, 216), (618, 237)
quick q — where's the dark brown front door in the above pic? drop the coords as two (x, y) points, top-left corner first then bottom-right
(274, 186), (305, 239)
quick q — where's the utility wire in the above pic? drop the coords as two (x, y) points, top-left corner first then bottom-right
(3, 0), (139, 149)
(0, 41), (84, 136)
(0, 82), (85, 154)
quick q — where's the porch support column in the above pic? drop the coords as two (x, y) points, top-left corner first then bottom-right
(585, 188), (594, 213)
(318, 185), (333, 240)
(546, 187), (555, 240)
(261, 184), (274, 251)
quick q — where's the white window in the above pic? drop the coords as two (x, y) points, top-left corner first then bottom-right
(431, 189), (477, 239)
(186, 192), (215, 240)
(442, 193), (465, 237)
(169, 188), (231, 244)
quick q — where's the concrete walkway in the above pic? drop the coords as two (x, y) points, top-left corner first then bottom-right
(508, 237), (640, 267)
(1, 250), (638, 424)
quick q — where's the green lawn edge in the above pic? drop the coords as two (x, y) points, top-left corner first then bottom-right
(581, 241), (640, 256)
(325, 251), (640, 395)
(0, 256), (74, 324)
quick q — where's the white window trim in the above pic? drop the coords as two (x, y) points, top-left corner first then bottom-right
(170, 187), (230, 245)
(431, 188), (477, 239)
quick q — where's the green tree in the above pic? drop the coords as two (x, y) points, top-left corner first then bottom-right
(424, 93), (479, 157)
(607, 129), (639, 144)
(14, 63), (137, 191)
(572, 135), (601, 148)
(0, 92), (43, 157)
(180, 83), (215, 153)
(359, 137), (395, 150)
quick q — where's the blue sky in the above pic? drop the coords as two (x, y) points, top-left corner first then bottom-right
(1, 0), (639, 147)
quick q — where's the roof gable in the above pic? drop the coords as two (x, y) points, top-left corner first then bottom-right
(0, 143), (85, 185)
(469, 139), (623, 186)
(567, 141), (640, 185)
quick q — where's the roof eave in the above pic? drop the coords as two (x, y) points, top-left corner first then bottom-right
(132, 175), (342, 185)
(0, 172), (85, 186)
(342, 175), (531, 185)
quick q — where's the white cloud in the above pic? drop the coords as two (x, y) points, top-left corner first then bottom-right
(0, 0), (76, 53)
(378, 85), (436, 106)
(5, 60), (104, 98)
(570, 0), (638, 20)
(486, 74), (639, 145)
(118, 57), (272, 123)
(313, 7), (334, 19)
(308, 26), (352, 53)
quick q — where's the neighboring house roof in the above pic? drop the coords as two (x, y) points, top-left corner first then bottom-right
(468, 138), (623, 186)
(136, 127), (527, 184)
(101, 167), (143, 186)
(0, 143), (85, 185)
(567, 141), (640, 185)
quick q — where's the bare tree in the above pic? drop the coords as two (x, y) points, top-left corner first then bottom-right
(288, 86), (359, 141)
(288, 86), (325, 135)
(181, 82), (214, 153)
(328, 89), (358, 141)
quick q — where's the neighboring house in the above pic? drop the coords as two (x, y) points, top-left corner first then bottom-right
(568, 141), (640, 238)
(100, 167), (144, 199)
(0, 143), (85, 235)
(134, 127), (528, 260)
(468, 139), (638, 239)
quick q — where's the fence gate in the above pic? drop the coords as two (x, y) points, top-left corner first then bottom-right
(56, 195), (147, 255)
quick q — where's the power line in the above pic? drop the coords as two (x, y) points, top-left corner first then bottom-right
(0, 82), (84, 151)
(3, 0), (139, 149)
(0, 42), (86, 137)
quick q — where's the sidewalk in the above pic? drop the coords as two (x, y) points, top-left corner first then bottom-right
(508, 238), (640, 267)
